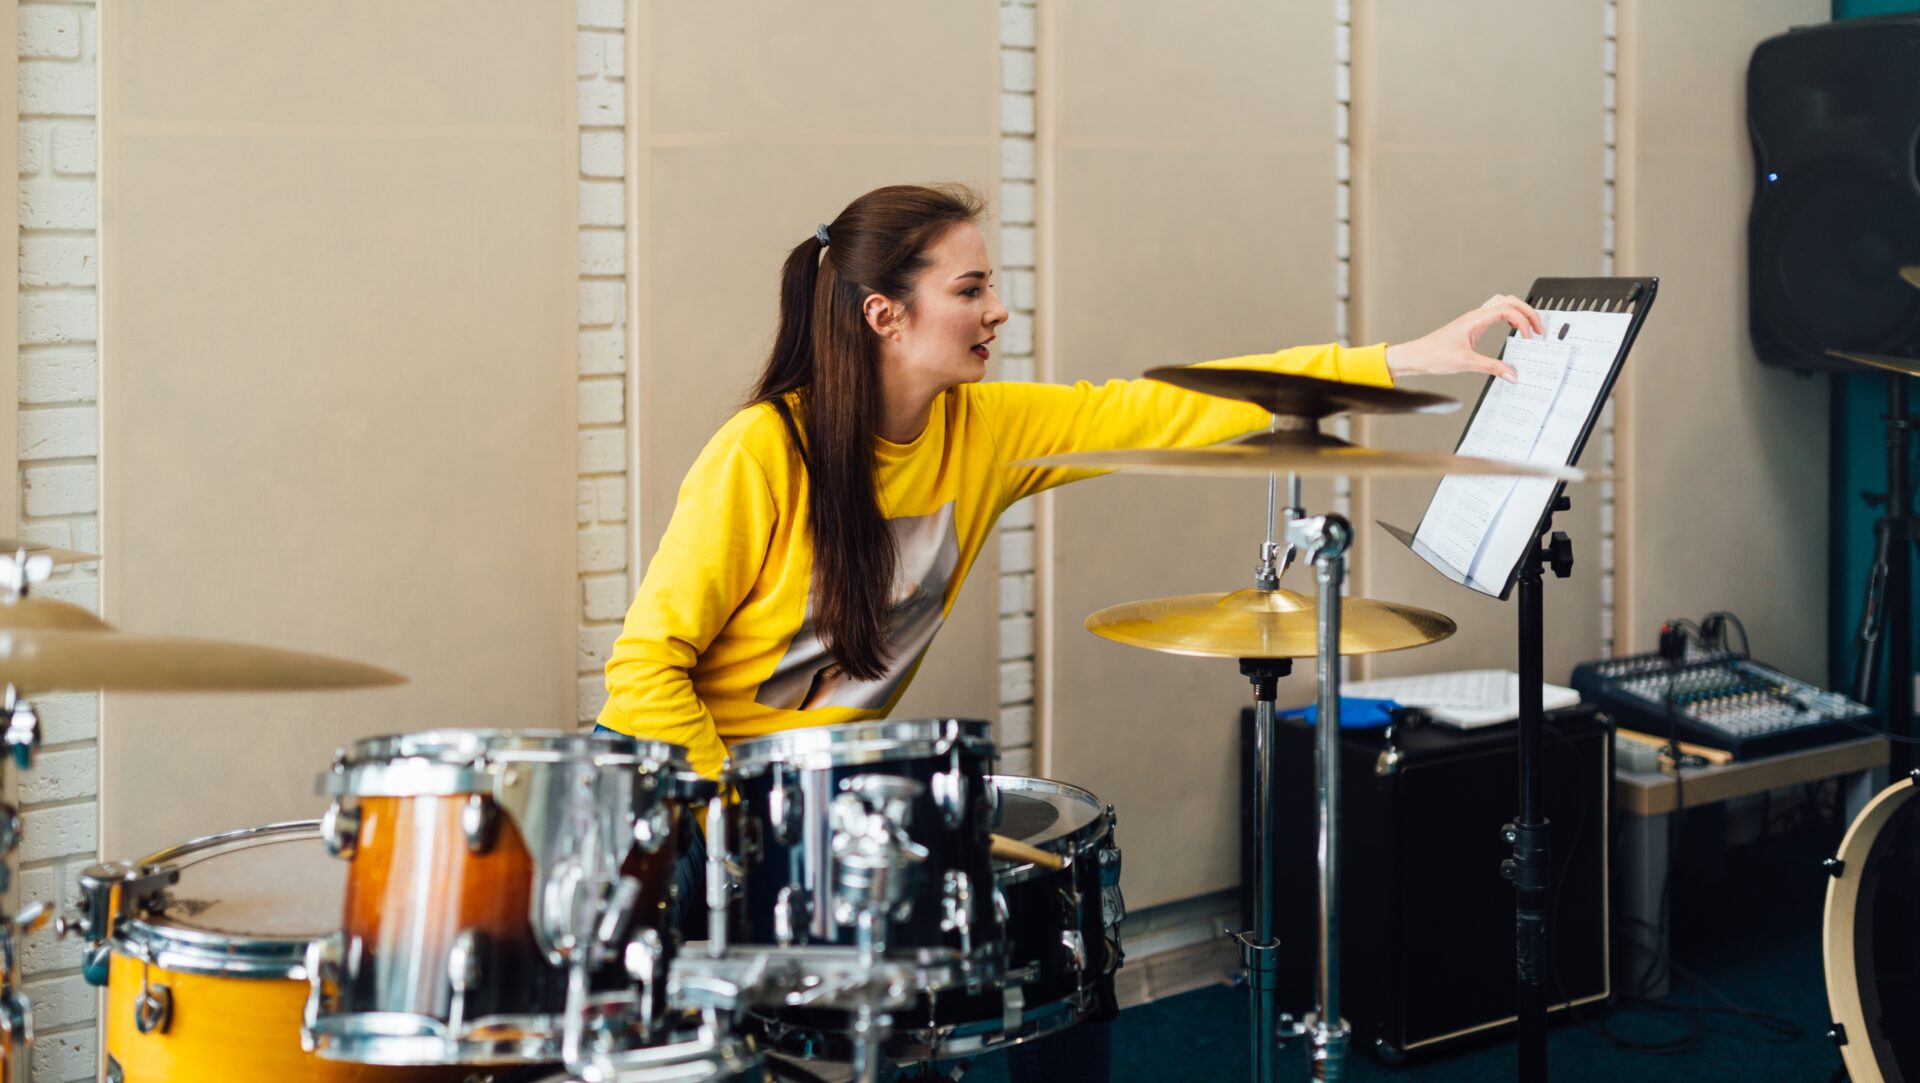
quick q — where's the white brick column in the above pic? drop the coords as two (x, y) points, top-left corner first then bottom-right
(995, 0), (1038, 778)
(576, 0), (628, 726)
(16, 2), (100, 1078)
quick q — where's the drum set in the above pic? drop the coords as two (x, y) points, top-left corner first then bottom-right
(0, 366), (1591, 1082)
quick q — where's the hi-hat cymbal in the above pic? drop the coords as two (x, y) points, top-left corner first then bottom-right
(0, 540), (98, 566)
(1016, 429), (1585, 480)
(0, 596), (405, 693)
(1827, 349), (1920, 378)
(1147, 367), (1460, 418)
(1086, 587), (1456, 659)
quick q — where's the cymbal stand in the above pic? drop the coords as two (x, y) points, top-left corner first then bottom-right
(1286, 511), (1352, 1081)
(1508, 495), (1573, 1083)
(0, 554), (51, 1083)
(1237, 508), (1352, 1083)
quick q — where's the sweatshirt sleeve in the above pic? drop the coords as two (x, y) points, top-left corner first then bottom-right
(975, 342), (1391, 506)
(599, 418), (779, 778)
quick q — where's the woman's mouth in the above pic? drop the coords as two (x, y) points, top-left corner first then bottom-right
(971, 337), (994, 360)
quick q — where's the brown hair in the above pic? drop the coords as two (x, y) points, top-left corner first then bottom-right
(749, 183), (984, 681)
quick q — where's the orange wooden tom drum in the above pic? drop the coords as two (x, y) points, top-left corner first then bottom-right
(308, 729), (710, 1068)
(82, 821), (472, 1082)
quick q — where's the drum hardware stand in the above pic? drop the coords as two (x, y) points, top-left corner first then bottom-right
(1236, 503), (1352, 1083)
(1506, 494), (1573, 1083)
(1847, 373), (1919, 773)
(0, 552), (54, 1083)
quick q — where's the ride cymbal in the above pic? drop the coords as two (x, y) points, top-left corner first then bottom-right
(1827, 350), (1920, 378)
(1086, 587), (1456, 659)
(1147, 367), (1460, 418)
(1016, 428), (1585, 480)
(0, 596), (405, 693)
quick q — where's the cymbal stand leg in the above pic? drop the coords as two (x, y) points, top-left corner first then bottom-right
(1235, 657), (1294, 1083)
(1290, 512), (1353, 1081)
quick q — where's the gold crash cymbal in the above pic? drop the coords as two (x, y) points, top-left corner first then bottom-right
(1087, 587), (1456, 659)
(1146, 367), (1461, 418)
(1017, 429), (1585, 480)
(1827, 349), (1920, 378)
(0, 596), (405, 694)
(0, 539), (98, 566)
(1903, 265), (1920, 290)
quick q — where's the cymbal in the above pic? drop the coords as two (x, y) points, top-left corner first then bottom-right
(1827, 349), (1920, 378)
(0, 540), (98, 565)
(0, 596), (405, 693)
(1903, 265), (1920, 290)
(1087, 588), (1456, 659)
(1016, 429), (1585, 480)
(1147, 367), (1460, 418)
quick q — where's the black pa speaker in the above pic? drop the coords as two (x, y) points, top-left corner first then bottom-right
(1748, 16), (1920, 371)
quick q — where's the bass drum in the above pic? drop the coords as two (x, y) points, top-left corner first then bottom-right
(1826, 775), (1920, 1083)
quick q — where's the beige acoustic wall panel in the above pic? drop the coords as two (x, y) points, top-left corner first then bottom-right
(1614, 0), (1828, 680)
(1045, 0), (1339, 908)
(1351, 0), (1607, 681)
(634, 4), (1001, 724)
(100, 2), (578, 857)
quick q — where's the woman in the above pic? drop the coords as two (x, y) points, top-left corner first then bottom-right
(598, 183), (1539, 1079)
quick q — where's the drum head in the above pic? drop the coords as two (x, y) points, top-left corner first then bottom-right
(150, 824), (339, 940)
(990, 776), (1103, 858)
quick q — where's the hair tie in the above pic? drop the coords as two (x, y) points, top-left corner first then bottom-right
(815, 223), (831, 247)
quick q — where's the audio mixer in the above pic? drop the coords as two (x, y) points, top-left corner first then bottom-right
(1570, 651), (1876, 761)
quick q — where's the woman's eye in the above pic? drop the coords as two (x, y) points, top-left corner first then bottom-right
(963, 288), (982, 298)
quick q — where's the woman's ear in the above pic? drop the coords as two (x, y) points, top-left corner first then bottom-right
(863, 292), (904, 340)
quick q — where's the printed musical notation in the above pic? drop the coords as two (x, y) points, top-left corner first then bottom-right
(1412, 310), (1631, 593)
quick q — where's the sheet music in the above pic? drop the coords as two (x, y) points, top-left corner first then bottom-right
(1410, 308), (1633, 594)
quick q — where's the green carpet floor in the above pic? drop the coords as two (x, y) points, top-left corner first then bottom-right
(953, 829), (1849, 1082)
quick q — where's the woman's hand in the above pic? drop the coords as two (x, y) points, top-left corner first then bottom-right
(1385, 294), (1544, 384)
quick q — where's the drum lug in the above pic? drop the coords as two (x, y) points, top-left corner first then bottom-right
(541, 859), (591, 960)
(770, 762), (804, 845)
(941, 870), (974, 959)
(321, 799), (360, 860)
(1060, 929), (1087, 974)
(461, 794), (498, 855)
(774, 883), (813, 947)
(623, 926), (663, 1034)
(446, 928), (482, 1036)
(992, 883), (1011, 928)
(133, 965), (172, 1035)
(103, 1055), (122, 1083)
(301, 932), (344, 1052)
(932, 747), (966, 830)
(1001, 980), (1025, 1036)
(633, 800), (671, 855)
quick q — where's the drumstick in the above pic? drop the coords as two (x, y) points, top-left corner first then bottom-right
(990, 833), (1065, 870)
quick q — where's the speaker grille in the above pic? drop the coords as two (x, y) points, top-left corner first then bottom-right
(1751, 165), (1920, 364)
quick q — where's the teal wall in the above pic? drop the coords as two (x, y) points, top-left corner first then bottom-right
(1830, 0), (1920, 701)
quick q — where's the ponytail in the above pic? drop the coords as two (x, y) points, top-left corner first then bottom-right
(747, 184), (984, 682)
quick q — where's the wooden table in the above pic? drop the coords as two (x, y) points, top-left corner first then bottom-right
(1613, 736), (1890, 998)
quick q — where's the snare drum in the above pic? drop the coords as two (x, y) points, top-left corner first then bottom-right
(78, 820), (472, 1082)
(307, 729), (712, 1066)
(724, 718), (1001, 969)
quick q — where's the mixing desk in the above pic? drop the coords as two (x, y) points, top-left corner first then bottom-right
(1570, 651), (1877, 761)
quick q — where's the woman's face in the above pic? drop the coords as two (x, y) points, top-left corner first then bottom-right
(877, 222), (1008, 393)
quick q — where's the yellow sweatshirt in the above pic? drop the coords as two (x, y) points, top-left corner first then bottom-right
(599, 343), (1392, 777)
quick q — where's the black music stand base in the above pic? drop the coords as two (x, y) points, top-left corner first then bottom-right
(1506, 495), (1573, 1082)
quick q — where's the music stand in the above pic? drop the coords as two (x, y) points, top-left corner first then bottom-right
(1381, 276), (1658, 1083)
